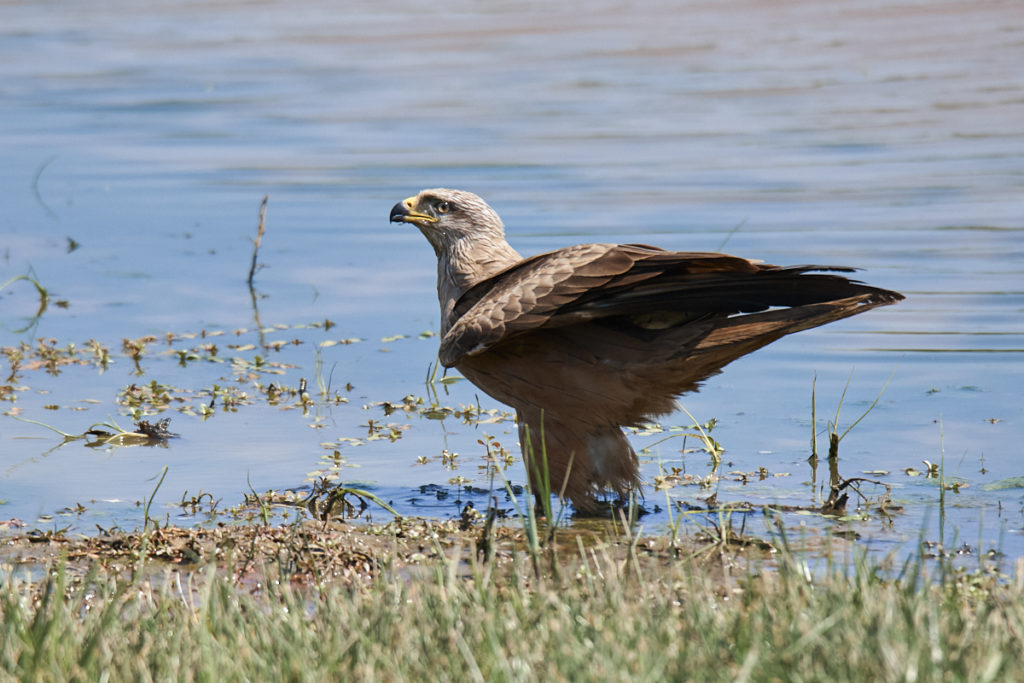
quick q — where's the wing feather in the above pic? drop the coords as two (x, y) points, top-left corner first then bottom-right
(438, 243), (898, 367)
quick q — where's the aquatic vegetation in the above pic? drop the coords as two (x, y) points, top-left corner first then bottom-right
(0, 273), (49, 333)
(0, 315), (973, 559)
(0, 284), (1001, 574)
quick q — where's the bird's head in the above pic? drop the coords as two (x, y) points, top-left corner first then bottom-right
(389, 188), (505, 256)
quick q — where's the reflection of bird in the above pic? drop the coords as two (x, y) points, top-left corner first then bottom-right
(391, 189), (904, 514)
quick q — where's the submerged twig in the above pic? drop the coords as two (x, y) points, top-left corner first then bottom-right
(810, 371), (895, 503)
(290, 479), (401, 521)
(247, 195), (269, 287)
(10, 414), (177, 449)
(822, 476), (893, 515)
(247, 196), (270, 349)
(1, 273), (50, 332)
(31, 155), (58, 219)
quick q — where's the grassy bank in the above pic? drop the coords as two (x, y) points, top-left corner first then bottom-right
(2, 520), (1022, 681)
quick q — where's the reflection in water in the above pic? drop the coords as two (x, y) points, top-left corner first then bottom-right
(0, 275), (49, 335)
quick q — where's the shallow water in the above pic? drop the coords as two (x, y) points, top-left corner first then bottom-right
(1, 0), (1022, 563)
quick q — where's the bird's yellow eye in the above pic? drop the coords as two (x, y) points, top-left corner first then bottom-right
(437, 201), (451, 214)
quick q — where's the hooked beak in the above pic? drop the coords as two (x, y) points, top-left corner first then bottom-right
(389, 196), (437, 224)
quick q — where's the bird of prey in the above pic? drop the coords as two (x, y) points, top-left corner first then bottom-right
(391, 188), (903, 514)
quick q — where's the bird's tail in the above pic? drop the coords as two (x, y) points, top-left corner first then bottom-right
(675, 292), (897, 389)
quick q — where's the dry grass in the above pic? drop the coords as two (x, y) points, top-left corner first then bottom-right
(2, 517), (1022, 681)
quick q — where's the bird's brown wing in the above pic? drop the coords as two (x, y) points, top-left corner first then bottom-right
(441, 243), (686, 365)
(440, 242), (902, 368)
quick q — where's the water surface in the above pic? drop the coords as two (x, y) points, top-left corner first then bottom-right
(1, 0), (1022, 564)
